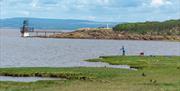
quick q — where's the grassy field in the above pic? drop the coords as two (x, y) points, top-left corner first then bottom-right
(0, 56), (180, 91)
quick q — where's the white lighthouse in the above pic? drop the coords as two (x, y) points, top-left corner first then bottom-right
(20, 20), (31, 37)
(22, 32), (30, 37)
(106, 24), (109, 29)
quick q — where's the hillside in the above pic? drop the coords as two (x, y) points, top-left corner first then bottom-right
(113, 19), (180, 35)
(0, 17), (118, 30)
(49, 28), (180, 41)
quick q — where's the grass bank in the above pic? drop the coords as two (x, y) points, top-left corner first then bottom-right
(85, 56), (180, 69)
(0, 56), (180, 91)
(0, 67), (131, 80)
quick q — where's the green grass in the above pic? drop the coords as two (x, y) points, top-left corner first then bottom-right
(0, 56), (180, 91)
(0, 67), (131, 80)
(86, 56), (180, 68)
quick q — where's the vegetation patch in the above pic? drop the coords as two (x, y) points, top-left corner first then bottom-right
(0, 67), (130, 80)
(113, 19), (180, 35)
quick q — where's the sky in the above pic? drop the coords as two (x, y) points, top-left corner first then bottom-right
(0, 0), (179, 22)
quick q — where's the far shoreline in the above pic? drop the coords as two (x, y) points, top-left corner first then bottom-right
(1, 28), (180, 42)
(47, 28), (180, 41)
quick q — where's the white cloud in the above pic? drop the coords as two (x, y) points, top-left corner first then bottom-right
(150, 0), (172, 7)
(97, 0), (110, 5)
(31, 0), (39, 8)
(21, 11), (30, 16)
(87, 16), (96, 20)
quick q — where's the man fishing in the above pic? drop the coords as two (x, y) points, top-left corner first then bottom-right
(120, 46), (126, 56)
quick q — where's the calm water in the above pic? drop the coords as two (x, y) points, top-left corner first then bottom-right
(0, 76), (63, 82)
(0, 29), (180, 68)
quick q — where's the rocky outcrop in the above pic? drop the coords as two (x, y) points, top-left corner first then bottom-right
(48, 28), (180, 41)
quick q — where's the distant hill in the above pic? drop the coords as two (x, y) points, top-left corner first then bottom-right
(113, 19), (180, 35)
(0, 17), (118, 31)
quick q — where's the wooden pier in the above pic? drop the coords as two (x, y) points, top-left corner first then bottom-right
(32, 30), (63, 37)
(22, 30), (63, 37)
(20, 20), (63, 37)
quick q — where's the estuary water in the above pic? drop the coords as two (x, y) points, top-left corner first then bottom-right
(0, 76), (62, 82)
(0, 29), (180, 68)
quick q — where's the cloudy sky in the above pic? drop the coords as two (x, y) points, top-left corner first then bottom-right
(0, 0), (179, 22)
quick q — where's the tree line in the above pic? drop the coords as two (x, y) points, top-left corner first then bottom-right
(113, 19), (180, 35)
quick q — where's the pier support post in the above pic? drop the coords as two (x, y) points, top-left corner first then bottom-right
(36, 32), (38, 36)
(45, 32), (47, 37)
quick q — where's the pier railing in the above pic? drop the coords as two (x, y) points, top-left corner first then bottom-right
(23, 30), (63, 37)
(34, 31), (63, 37)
